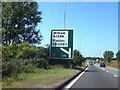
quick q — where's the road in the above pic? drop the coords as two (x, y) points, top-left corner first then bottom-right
(66, 65), (119, 89)
(95, 63), (120, 77)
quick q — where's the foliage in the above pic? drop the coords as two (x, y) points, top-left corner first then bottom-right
(116, 50), (120, 62)
(35, 58), (50, 69)
(2, 42), (50, 78)
(2, 59), (35, 78)
(1, 2), (50, 80)
(2, 2), (42, 45)
(2, 42), (49, 60)
(72, 49), (85, 66)
(103, 50), (114, 62)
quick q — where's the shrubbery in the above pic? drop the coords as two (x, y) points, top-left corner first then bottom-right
(72, 49), (85, 67)
(2, 42), (86, 79)
(2, 42), (50, 78)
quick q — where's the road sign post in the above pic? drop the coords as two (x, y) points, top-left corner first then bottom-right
(50, 29), (73, 60)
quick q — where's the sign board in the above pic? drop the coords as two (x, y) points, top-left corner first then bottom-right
(50, 29), (73, 59)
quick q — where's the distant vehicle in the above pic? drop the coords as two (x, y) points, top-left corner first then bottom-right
(100, 63), (106, 67)
(89, 62), (93, 65)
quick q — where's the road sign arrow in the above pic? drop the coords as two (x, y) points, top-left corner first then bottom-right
(60, 48), (71, 58)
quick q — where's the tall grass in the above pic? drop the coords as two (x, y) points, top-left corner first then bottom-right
(2, 65), (80, 88)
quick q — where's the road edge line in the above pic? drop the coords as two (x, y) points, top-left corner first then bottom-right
(64, 66), (89, 89)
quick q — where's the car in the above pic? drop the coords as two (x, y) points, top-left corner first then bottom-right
(89, 62), (93, 65)
(100, 63), (106, 67)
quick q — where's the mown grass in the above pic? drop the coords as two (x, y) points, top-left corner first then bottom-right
(2, 65), (83, 88)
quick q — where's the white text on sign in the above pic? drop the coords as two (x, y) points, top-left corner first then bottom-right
(52, 31), (68, 47)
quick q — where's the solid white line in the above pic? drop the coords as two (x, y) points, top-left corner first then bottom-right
(64, 66), (89, 89)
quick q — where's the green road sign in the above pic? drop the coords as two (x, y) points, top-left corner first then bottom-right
(50, 29), (73, 59)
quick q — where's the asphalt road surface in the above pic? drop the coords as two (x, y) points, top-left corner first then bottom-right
(70, 65), (119, 89)
(94, 63), (120, 77)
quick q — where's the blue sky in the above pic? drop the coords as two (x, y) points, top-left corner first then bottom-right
(36, 2), (118, 57)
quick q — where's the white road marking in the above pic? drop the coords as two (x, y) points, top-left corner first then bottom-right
(64, 66), (89, 89)
(102, 68), (105, 71)
(114, 75), (117, 77)
(94, 64), (118, 78)
(60, 48), (71, 58)
(106, 71), (108, 72)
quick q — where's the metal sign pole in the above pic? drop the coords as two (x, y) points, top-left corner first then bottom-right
(64, 0), (66, 29)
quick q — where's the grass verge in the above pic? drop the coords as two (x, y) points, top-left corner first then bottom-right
(106, 61), (119, 69)
(2, 65), (85, 88)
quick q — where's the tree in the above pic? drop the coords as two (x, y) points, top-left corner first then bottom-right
(72, 49), (84, 66)
(2, 2), (42, 45)
(103, 50), (114, 62)
(116, 50), (120, 62)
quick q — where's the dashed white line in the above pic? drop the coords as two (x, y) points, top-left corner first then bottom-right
(102, 68), (105, 71)
(106, 71), (108, 73)
(113, 75), (117, 78)
(64, 66), (89, 89)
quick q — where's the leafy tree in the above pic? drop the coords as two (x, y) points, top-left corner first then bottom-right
(116, 50), (120, 62)
(72, 49), (84, 66)
(103, 50), (114, 62)
(2, 2), (42, 45)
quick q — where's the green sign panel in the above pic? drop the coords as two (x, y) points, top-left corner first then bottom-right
(50, 29), (73, 59)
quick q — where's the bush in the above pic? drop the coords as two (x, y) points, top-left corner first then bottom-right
(2, 45), (18, 61)
(2, 59), (36, 78)
(2, 42), (50, 79)
(2, 42), (49, 60)
(35, 58), (50, 69)
(72, 50), (85, 66)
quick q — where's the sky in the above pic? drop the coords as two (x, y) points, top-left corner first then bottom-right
(36, 2), (118, 57)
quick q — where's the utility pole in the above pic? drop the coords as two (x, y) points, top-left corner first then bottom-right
(64, 0), (71, 68)
(64, 0), (66, 29)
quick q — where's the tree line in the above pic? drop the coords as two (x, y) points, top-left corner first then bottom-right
(86, 50), (120, 62)
(103, 50), (120, 62)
